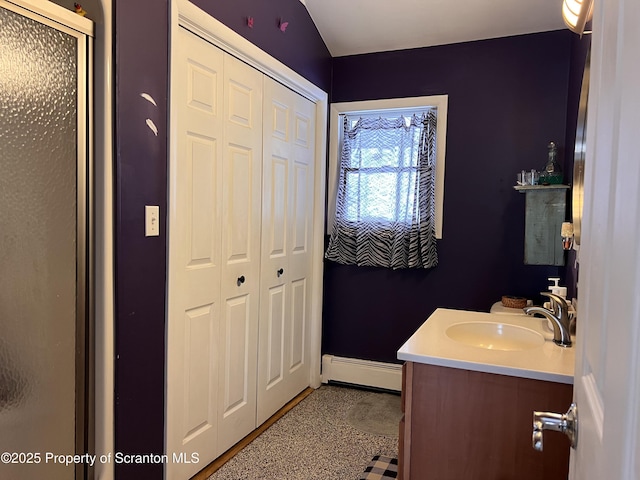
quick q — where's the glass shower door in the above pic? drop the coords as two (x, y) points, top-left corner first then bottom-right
(0, 1), (92, 478)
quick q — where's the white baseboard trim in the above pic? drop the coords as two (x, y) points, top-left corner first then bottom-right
(321, 354), (402, 392)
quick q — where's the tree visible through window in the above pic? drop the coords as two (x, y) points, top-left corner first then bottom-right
(325, 110), (439, 269)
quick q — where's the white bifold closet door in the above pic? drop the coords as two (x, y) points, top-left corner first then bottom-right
(167, 26), (314, 480)
(257, 78), (315, 425)
(216, 45), (263, 456)
(167, 27), (224, 480)
(167, 26), (262, 478)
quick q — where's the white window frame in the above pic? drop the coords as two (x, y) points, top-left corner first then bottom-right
(327, 95), (448, 239)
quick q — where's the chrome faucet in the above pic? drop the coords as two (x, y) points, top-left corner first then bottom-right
(523, 292), (572, 347)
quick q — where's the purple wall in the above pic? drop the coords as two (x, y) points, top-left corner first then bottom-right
(113, 0), (329, 477)
(113, 0), (588, 473)
(324, 31), (575, 364)
(189, 0), (331, 92)
(114, 1), (168, 478)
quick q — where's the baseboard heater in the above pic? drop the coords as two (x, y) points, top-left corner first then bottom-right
(321, 354), (402, 392)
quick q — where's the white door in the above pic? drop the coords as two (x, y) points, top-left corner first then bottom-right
(217, 53), (263, 454)
(166, 26), (224, 480)
(257, 78), (315, 425)
(569, 0), (640, 478)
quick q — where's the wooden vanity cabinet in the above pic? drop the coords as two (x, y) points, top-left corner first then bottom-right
(399, 362), (573, 480)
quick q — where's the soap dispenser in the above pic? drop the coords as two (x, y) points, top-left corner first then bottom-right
(545, 277), (568, 315)
(547, 277), (567, 299)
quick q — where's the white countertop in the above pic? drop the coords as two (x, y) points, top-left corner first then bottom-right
(397, 308), (575, 384)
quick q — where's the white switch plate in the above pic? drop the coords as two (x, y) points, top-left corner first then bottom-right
(145, 205), (160, 237)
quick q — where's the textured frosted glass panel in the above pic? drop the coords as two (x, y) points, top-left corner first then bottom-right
(0, 6), (78, 479)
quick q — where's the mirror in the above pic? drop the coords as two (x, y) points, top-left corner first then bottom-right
(572, 48), (590, 247)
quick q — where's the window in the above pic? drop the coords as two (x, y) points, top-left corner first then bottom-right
(340, 114), (424, 225)
(325, 96), (448, 269)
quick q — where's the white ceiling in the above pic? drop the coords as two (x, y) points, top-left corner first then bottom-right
(303, 0), (567, 57)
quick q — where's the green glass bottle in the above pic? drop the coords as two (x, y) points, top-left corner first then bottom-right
(540, 141), (563, 185)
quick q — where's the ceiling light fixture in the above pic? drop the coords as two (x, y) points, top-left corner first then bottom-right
(562, 0), (594, 35)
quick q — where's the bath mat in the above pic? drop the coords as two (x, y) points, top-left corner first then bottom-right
(359, 455), (398, 480)
(347, 392), (402, 437)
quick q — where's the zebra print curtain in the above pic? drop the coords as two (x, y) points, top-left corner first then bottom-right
(325, 111), (439, 269)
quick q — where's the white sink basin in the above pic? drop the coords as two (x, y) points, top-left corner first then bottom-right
(445, 321), (545, 351)
(398, 309), (574, 384)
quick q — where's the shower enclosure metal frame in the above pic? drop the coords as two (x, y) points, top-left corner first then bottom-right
(0, 1), (94, 478)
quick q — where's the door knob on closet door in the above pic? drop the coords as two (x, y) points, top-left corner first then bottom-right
(277, 268), (284, 277)
(237, 275), (245, 286)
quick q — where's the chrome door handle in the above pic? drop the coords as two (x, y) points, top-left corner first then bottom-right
(532, 403), (577, 451)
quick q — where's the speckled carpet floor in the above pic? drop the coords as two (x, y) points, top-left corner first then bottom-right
(208, 385), (400, 480)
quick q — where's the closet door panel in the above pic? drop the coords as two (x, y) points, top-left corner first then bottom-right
(292, 162), (311, 256)
(258, 79), (292, 424)
(287, 90), (315, 391)
(266, 158), (288, 258)
(224, 145), (256, 260)
(221, 295), (252, 412)
(261, 144), (289, 392)
(167, 27), (223, 480)
(258, 78), (315, 425)
(183, 305), (217, 436)
(265, 285), (286, 388)
(289, 278), (307, 370)
(217, 53), (262, 454)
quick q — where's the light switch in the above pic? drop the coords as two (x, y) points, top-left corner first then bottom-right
(145, 205), (160, 237)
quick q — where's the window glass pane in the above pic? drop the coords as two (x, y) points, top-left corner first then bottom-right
(361, 171), (396, 221)
(352, 144), (399, 169)
(344, 171), (360, 221)
(340, 113), (429, 225)
(397, 171), (416, 220)
(345, 170), (419, 223)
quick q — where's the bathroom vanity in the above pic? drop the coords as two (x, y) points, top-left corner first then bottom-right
(397, 309), (574, 480)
